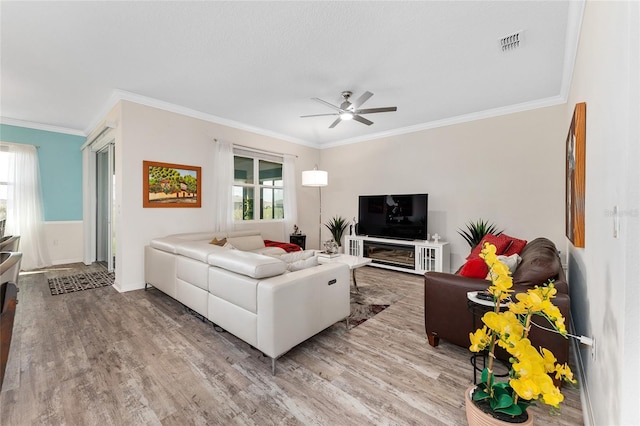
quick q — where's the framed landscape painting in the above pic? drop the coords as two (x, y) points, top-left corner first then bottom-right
(143, 161), (201, 208)
(565, 102), (586, 247)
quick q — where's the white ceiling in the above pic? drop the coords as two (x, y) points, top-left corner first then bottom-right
(0, 1), (583, 147)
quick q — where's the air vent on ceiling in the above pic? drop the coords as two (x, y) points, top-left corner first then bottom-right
(500, 31), (523, 52)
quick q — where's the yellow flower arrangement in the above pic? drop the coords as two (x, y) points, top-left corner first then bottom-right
(469, 243), (577, 418)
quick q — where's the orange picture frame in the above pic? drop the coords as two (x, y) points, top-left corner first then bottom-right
(565, 102), (586, 247)
(143, 160), (201, 208)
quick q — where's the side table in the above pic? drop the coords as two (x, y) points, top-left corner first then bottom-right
(289, 234), (306, 250)
(467, 291), (510, 384)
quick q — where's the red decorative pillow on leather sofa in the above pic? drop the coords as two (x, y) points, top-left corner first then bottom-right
(466, 233), (528, 260)
(502, 234), (528, 256)
(466, 234), (512, 260)
(459, 258), (489, 278)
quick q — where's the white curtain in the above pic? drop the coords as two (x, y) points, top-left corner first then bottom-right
(213, 139), (234, 232)
(282, 154), (298, 240)
(2, 142), (51, 270)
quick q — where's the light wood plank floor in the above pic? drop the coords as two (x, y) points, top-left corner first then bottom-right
(1, 264), (583, 425)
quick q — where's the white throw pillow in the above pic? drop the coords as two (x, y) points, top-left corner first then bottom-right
(226, 235), (265, 251)
(287, 256), (318, 272)
(497, 254), (522, 274)
(274, 250), (315, 263)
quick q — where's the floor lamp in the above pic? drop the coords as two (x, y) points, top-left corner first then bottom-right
(301, 166), (328, 249)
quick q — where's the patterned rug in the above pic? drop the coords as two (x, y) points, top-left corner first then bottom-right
(349, 276), (403, 327)
(48, 270), (114, 295)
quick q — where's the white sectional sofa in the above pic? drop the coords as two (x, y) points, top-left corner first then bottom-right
(144, 230), (350, 373)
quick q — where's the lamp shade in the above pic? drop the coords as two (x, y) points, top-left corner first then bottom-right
(301, 169), (328, 187)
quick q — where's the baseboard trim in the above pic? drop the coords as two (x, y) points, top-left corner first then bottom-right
(51, 258), (84, 266)
(571, 318), (594, 426)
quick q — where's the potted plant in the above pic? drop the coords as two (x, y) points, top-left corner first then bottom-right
(324, 216), (349, 247)
(458, 219), (502, 249)
(466, 243), (576, 425)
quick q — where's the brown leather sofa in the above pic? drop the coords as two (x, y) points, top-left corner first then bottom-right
(424, 237), (570, 369)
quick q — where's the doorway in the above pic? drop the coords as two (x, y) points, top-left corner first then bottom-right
(96, 144), (115, 271)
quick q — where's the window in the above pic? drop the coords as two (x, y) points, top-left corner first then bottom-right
(0, 147), (10, 222)
(233, 155), (284, 221)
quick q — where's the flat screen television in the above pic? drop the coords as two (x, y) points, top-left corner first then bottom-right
(357, 194), (428, 240)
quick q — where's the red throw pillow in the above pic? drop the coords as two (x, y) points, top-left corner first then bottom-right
(466, 234), (512, 260)
(459, 258), (489, 279)
(502, 234), (528, 256)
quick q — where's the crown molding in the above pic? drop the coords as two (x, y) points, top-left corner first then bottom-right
(2, 92), (569, 150)
(0, 117), (85, 137)
(86, 89), (319, 149)
(321, 95), (568, 149)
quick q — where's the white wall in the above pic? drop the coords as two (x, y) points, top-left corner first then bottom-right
(113, 101), (320, 291)
(43, 221), (83, 265)
(565, 2), (640, 425)
(320, 104), (568, 271)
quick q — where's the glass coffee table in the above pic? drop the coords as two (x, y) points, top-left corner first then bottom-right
(317, 253), (372, 293)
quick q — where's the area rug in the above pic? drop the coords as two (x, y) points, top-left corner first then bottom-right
(348, 276), (403, 327)
(48, 270), (114, 295)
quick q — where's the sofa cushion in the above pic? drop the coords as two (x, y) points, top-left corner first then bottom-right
(268, 250), (317, 271)
(272, 250), (315, 263)
(466, 234), (512, 260)
(173, 241), (226, 263)
(150, 236), (184, 254)
(226, 234), (266, 251)
(208, 268), (259, 313)
(207, 249), (286, 279)
(512, 238), (561, 286)
(250, 247), (287, 256)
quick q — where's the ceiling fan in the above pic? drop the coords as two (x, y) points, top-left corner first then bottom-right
(301, 91), (397, 128)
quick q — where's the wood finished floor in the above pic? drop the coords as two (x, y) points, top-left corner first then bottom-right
(1, 264), (583, 425)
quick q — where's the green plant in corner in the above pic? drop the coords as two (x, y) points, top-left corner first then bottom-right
(324, 215), (349, 247)
(458, 219), (503, 249)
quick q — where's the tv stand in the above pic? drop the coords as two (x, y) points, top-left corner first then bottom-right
(344, 235), (450, 275)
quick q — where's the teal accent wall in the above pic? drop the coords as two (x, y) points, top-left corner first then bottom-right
(0, 124), (86, 221)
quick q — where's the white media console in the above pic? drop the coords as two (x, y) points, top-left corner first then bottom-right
(344, 235), (450, 275)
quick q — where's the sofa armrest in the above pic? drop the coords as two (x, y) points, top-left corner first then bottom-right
(424, 271), (572, 368)
(424, 272), (491, 348)
(207, 249), (287, 279)
(257, 263), (350, 358)
(528, 292), (571, 367)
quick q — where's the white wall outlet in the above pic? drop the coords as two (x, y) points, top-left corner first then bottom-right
(613, 205), (619, 238)
(591, 337), (597, 361)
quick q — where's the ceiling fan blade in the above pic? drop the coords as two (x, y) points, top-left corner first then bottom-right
(340, 100), (352, 110)
(329, 117), (342, 128)
(300, 113), (339, 118)
(352, 115), (373, 126)
(355, 106), (398, 114)
(350, 91), (373, 110)
(312, 97), (341, 112)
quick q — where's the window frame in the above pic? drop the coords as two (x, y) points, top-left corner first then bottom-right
(233, 152), (285, 222)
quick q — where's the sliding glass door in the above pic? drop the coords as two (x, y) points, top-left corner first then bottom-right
(96, 144), (115, 271)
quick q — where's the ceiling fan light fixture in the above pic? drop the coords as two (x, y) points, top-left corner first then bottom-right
(302, 90), (396, 128)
